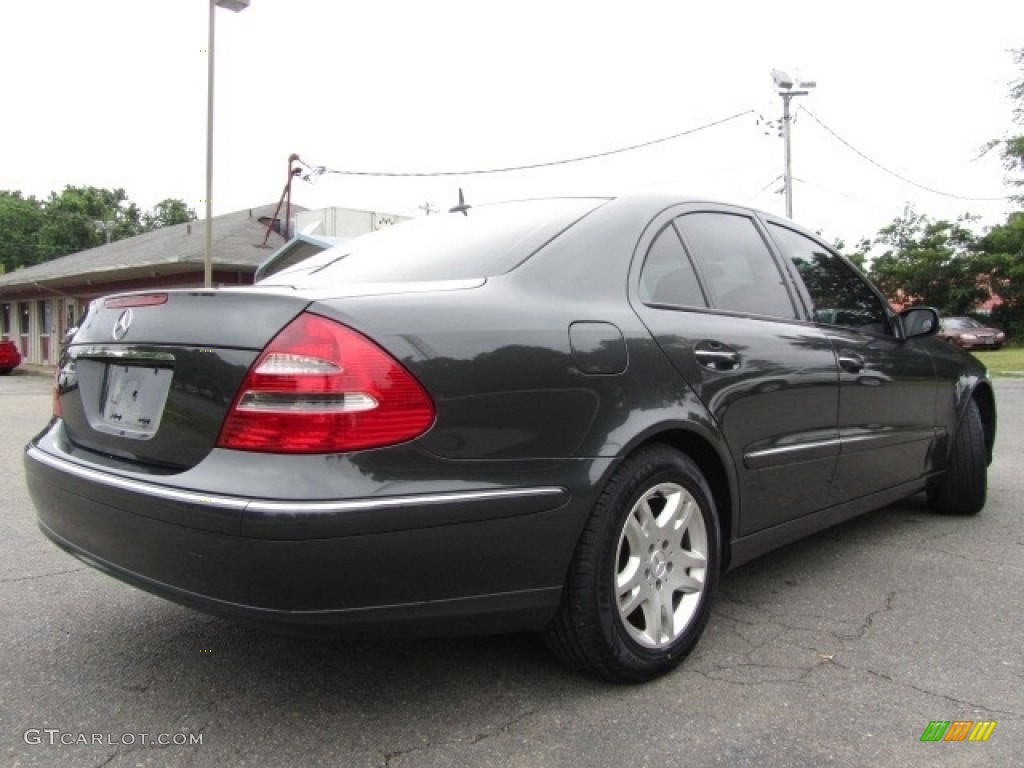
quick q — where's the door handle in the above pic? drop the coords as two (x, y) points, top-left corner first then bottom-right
(838, 352), (864, 373)
(695, 342), (741, 371)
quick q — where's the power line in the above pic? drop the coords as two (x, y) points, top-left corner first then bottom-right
(799, 106), (1012, 202)
(297, 109), (755, 179)
(792, 176), (897, 212)
(747, 174), (783, 201)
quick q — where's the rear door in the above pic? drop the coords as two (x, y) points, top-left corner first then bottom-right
(631, 204), (841, 535)
(765, 221), (938, 504)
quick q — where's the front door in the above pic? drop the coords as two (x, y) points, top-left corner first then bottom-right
(765, 222), (937, 505)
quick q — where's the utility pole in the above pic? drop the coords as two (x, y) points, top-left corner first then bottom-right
(771, 69), (815, 219)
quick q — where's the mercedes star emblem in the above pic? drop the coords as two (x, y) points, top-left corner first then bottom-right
(112, 309), (134, 341)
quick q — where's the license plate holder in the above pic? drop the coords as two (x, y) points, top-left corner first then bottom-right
(98, 364), (173, 439)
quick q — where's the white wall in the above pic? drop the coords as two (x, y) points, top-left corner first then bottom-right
(294, 207), (409, 239)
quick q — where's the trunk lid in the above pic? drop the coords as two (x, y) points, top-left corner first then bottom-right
(57, 290), (310, 470)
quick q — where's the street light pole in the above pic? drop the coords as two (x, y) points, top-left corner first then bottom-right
(781, 91), (794, 218)
(771, 69), (815, 219)
(204, 0), (250, 289)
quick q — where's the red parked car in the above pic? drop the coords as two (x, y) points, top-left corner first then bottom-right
(0, 340), (21, 374)
(938, 316), (1006, 350)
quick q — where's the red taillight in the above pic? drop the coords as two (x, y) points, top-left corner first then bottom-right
(104, 293), (168, 309)
(216, 313), (435, 453)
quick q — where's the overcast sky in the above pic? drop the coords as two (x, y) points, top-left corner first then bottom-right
(4, 0), (1022, 247)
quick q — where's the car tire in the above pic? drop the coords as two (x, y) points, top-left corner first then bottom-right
(927, 399), (986, 516)
(545, 444), (720, 683)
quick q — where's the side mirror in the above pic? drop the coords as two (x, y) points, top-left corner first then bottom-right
(900, 306), (940, 339)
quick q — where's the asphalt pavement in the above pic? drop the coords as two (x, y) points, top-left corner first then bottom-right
(1, 370), (1021, 768)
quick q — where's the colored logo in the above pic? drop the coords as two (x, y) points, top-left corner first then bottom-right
(920, 720), (996, 742)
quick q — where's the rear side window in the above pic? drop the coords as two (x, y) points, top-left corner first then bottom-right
(638, 224), (707, 307)
(259, 198), (605, 285)
(769, 224), (893, 335)
(675, 213), (797, 319)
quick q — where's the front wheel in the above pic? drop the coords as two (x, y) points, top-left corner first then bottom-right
(545, 445), (720, 683)
(927, 398), (987, 516)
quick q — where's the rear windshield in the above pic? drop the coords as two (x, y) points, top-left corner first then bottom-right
(259, 198), (605, 285)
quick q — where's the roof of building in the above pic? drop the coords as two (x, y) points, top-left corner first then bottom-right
(0, 203), (301, 291)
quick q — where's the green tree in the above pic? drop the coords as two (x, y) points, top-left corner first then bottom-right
(0, 191), (44, 272)
(142, 198), (196, 231)
(868, 207), (985, 313)
(982, 48), (1024, 202)
(0, 187), (197, 270)
(972, 47), (1024, 341)
(35, 186), (142, 257)
(977, 212), (1024, 338)
(832, 236), (872, 271)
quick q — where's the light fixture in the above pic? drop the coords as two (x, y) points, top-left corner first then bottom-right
(770, 68), (816, 218)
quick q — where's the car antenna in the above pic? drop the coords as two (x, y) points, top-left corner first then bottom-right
(449, 187), (471, 216)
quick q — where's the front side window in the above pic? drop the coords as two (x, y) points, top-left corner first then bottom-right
(769, 224), (892, 335)
(675, 213), (797, 319)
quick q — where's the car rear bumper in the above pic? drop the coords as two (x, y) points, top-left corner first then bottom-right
(25, 443), (576, 635)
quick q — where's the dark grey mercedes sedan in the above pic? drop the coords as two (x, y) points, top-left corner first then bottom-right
(25, 194), (995, 682)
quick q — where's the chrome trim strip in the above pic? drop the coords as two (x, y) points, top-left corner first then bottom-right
(836, 428), (938, 453)
(246, 487), (564, 515)
(28, 446), (248, 511)
(27, 445), (565, 515)
(75, 348), (176, 363)
(744, 438), (841, 469)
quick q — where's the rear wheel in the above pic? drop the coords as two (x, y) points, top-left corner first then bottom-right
(545, 445), (720, 683)
(927, 399), (987, 516)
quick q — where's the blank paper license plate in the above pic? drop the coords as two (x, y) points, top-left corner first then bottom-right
(100, 364), (173, 438)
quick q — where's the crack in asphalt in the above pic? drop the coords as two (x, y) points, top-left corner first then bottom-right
(885, 541), (1014, 567)
(716, 589), (896, 644)
(815, 529), (1015, 567)
(857, 667), (1021, 718)
(695, 661), (822, 686)
(379, 709), (536, 767)
(88, 722), (209, 768)
(838, 590), (896, 641)
(705, 590), (1023, 722)
(0, 567), (87, 583)
(698, 591), (898, 686)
